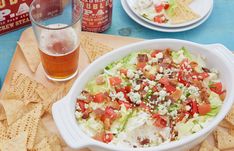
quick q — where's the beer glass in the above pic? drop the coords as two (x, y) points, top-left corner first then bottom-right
(29, 0), (82, 81)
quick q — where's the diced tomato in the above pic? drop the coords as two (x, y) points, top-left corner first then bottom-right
(198, 72), (209, 80)
(164, 3), (170, 10)
(106, 101), (121, 110)
(137, 62), (146, 70)
(210, 82), (223, 94)
(105, 107), (118, 120)
(152, 86), (158, 92)
(154, 117), (167, 128)
(154, 15), (163, 23)
(94, 108), (105, 119)
(115, 87), (126, 93)
(178, 71), (188, 85)
(103, 133), (114, 143)
(139, 102), (150, 111)
(151, 50), (161, 57)
(155, 4), (164, 13)
(118, 101), (132, 109)
(82, 108), (93, 119)
(94, 93), (105, 103)
(77, 100), (86, 112)
(125, 85), (132, 93)
(187, 100), (198, 115)
(165, 84), (176, 93)
(149, 74), (156, 81)
(120, 68), (128, 76)
(109, 77), (122, 86)
(152, 113), (161, 119)
(198, 104), (211, 115)
(159, 77), (170, 86)
(170, 89), (182, 101)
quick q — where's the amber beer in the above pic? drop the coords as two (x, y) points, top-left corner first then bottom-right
(38, 24), (79, 80)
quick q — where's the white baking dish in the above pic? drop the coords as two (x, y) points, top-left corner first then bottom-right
(52, 39), (234, 151)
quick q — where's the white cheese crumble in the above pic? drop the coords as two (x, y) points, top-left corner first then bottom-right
(128, 92), (141, 104)
(187, 85), (200, 96)
(77, 94), (87, 100)
(144, 65), (152, 71)
(116, 92), (126, 101)
(156, 73), (163, 80)
(185, 105), (191, 111)
(158, 104), (168, 115)
(127, 70), (135, 79)
(134, 84), (141, 91)
(158, 90), (167, 100)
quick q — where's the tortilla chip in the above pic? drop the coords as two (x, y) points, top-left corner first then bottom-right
(9, 71), (48, 105)
(199, 140), (220, 151)
(0, 104), (6, 121)
(167, 0), (199, 24)
(17, 42), (40, 73)
(214, 127), (234, 150)
(0, 99), (24, 125)
(48, 135), (62, 151)
(34, 121), (48, 145)
(81, 34), (113, 62)
(229, 129), (234, 137)
(0, 121), (7, 140)
(178, 0), (193, 5)
(33, 137), (52, 151)
(6, 103), (42, 149)
(0, 132), (27, 151)
(219, 119), (234, 129)
(225, 105), (234, 125)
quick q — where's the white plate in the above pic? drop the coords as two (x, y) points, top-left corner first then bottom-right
(121, 0), (213, 32)
(126, 0), (213, 28)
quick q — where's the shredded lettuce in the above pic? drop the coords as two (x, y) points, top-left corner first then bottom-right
(166, 0), (177, 17)
(171, 47), (193, 64)
(206, 92), (222, 116)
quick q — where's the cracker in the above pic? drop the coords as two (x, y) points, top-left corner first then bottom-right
(6, 103), (42, 149)
(33, 137), (52, 151)
(34, 121), (48, 145)
(0, 121), (7, 140)
(9, 71), (48, 105)
(229, 129), (234, 136)
(81, 34), (113, 62)
(17, 42), (40, 73)
(0, 104), (6, 121)
(48, 135), (62, 151)
(219, 119), (233, 129)
(0, 132), (27, 151)
(225, 105), (234, 125)
(214, 127), (234, 150)
(167, 0), (199, 24)
(199, 140), (219, 151)
(0, 99), (24, 125)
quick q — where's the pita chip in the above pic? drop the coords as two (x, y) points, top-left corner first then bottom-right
(214, 127), (234, 150)
(6, 103), (42, 149)
(0, 99), (24, 125)
(17, 42), (40, 73)
(225, 105), (234, 125)
(0, 132), (27, 151)
(219, 119), (234, 129)
(33, 137), (52, 151)
(199, 140), (219, 151)
(81, 34), (113, 62)
(0, 104), (6, 121)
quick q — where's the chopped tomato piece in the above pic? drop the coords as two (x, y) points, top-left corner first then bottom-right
(187, 100), (198, 115)
(94, 108), (105, 119)
(198, 104), (211, 115)
(154, 15), (163, 23)
(151, 50), (161, 57)
(178, 71), (188, 85)
(118, 101), (132, 109)
(106, 101), (121, 110)
(120, 69), (128, 76)
(170, 89), (182, 101)
(176, 112), (185, 122)
(152, 86), (158, 92)
(137, 62), (146, 70)
(103, 133), (114, 143)
(139, 102), (150, 111)
(77, 100), (86, 112)
(105, 107), (117, 120)
(198, 72), (209, 80)
(159, 77), (170, 86)
(152, 113), (161, 119)
(165, 84), (176, 93)
(210, 82), (223, 94)
(125, 85), (132, 93)
(149, 74), (156, 80)
(155, 4), (164, 13)
(82, 108), (93, 119)
(94, 93), (105, 103)
(164, 3), (170, 10)
(109, 77), (122, 86)
(154, 117), (167, 128)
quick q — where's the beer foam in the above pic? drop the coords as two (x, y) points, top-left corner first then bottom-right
(39, 24), (78, 56)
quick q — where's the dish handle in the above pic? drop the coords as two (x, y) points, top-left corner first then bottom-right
(52, 97), (89, 149)
(204, 43), (234, 65)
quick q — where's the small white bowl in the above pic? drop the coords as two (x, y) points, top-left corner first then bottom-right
(52, 39), (234, 151)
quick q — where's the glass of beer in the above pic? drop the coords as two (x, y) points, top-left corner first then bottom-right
(29, 0), (82, 81)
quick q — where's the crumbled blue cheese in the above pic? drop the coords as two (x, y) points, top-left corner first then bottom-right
(144, 65), (152, 71)
(158, 89), (167, 100)
(144, 86), (149, 91)
(116, 92), (126, 101)
(127, 70), (135, 79)
(169, 110), (178, 117)
(77, 94), (87, 100)
(158, 104), (168, 115)
(156, 73), (163, 80)
(128, 92), (141, 104)
(134, 84), (141, 91)
(159, 66), (164, 73)
(75, 111), (83, 119)
(187, 85), (200, 96)
(185, 105), (191, 111)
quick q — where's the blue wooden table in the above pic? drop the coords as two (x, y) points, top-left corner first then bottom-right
(0, 0), (234, 89)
